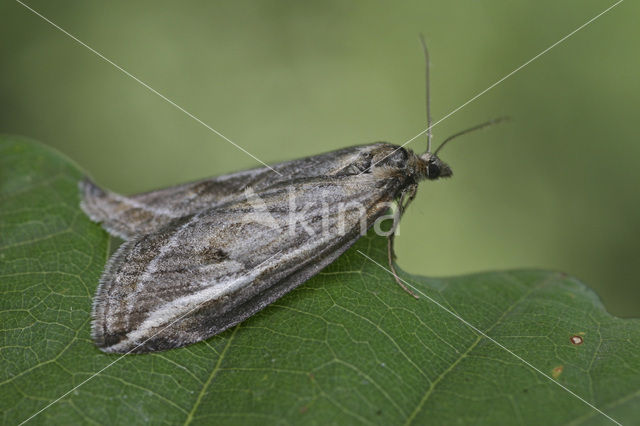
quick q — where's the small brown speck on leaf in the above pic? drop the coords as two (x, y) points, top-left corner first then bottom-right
(552, 365), (564, 379)
(570, 335), (584, 345)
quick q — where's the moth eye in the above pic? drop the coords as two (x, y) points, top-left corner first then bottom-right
(427, 162), (440, 178)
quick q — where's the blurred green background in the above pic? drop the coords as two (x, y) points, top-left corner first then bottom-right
(2, 0), (638, 316)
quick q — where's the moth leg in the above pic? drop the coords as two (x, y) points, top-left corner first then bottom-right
(387, 234), (419, 299)
(401, 184), (419, 212)
(385, 184), (420, 298)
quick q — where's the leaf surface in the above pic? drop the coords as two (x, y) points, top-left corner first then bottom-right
(1, 137), (638, 425)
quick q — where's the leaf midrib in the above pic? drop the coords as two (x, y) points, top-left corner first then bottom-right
(404, 272), (554, 425)
(183, 326), (240, 425)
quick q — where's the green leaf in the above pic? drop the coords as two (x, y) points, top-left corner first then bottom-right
(1, 137), (639, 425)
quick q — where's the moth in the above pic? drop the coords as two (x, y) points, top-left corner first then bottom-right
(81, 38), (500, 353)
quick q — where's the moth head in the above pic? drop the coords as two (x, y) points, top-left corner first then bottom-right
(420, 152), (452, 180)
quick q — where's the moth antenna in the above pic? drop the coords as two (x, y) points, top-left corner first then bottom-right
(419, 34), (433, 154)
(434, 116), (510, 156)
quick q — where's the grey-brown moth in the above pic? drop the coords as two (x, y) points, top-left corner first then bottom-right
(81, 39), (499, 353)
(81, 144), (453, 353)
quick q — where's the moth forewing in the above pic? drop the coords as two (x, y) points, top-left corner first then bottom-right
(80, 145), (381, 240)
(91, 144), (431, 353)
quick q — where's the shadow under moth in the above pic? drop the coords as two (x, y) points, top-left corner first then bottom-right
(81, 39), (500, 353)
